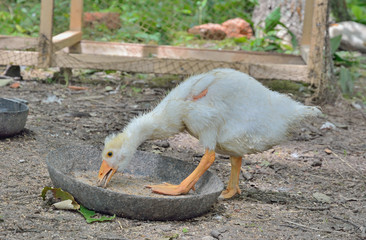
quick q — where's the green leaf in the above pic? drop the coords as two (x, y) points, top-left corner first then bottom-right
(265, 7), (281, 33)
(41, 186), (79, 209)
(278, 22), (298, 49)
(339, 66), (354, 95)
(78, 205), (116, 223)
(330, 35), (342, 55)
(351, 5), (364, 20)
(334, 52), (355, 66)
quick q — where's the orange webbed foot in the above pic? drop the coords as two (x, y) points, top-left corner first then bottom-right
(146, 183), (194, 196)
(220, 186), (241, 199)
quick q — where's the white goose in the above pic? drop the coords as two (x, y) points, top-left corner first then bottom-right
(97, 68), (321, 199)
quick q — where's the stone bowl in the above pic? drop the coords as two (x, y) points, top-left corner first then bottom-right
(46, 145), (224, 220)
(0, 98), (29, 138)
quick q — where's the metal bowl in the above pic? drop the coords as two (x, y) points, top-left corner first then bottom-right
(0, 98), (29, 138)
(46, 145), (224, 220)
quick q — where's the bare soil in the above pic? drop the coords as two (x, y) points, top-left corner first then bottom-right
(0, 73), (365, 240)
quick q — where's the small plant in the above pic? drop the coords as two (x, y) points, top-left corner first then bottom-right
(330, 34), (366, 98)
(131, 86), (142, 94)
(241, 7), (297, 53)
(348, 0), (366, 25)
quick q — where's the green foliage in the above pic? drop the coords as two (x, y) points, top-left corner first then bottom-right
(78, 205), (116, 223)
(331, 34), (366, 98)
(41, 186), (115, 223)
(0, 1), (299, 53)
(41, 186), (80, 209)
(0, 0), (257, 45)
(264, 7), (281, 33)
(241, 6), (297, 53)
(346, 0), (366, 24)
(339, 66), (354, 95)
(330, 35), (342, 55)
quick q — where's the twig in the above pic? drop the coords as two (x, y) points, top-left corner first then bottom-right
(331, 151), (365, 179)
(282, 220), (349, 235)
(295, 206), (330, 211)
(117, 220), (123, 230)
(340, 196), (366, 202)
(331, 215), (365, 234)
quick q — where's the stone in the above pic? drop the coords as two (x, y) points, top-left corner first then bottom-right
(188, 23), (227, 40)
(329, 21), (366, 53)
(222, 18), (253, 39)
(313, 192), (332, 203)
(84, 12), (121, 30)
(202, 236), (216, 240)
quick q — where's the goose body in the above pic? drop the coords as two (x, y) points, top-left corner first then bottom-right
(98, 68), (321, 199)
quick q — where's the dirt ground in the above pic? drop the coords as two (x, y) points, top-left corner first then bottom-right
(0, 71), (365, 240)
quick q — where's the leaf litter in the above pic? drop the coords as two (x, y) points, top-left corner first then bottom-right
(41, 186), (115, 223)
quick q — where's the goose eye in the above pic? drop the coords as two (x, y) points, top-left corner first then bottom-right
(107, 151), (113, 157)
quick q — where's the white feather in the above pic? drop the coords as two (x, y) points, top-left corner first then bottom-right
(104, 68), (321, 169)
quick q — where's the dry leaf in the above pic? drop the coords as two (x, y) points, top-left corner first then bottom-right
(53, 199), (79, 210)
(324, 148), (332, 154)
(10, 82), (20, 88)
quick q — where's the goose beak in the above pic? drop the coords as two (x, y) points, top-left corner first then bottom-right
(97, 160), (117, 188)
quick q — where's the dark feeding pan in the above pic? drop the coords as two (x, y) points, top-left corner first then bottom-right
(0, 98), (29, 138)
(46, 145), (224, 220)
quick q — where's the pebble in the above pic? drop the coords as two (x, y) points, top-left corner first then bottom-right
(320, 121), (336, 130)
(19, 159), (26, 163)
(210, 230), (221, 239)
(202, 236), (216, 240)
(159, 224), (172, 232)
(155, 141), (170, 148)
(313, 192), (332, 203)
(241, 171), (253, 180)
(212, 215), (223, 221)
(311, 160), (322, 167)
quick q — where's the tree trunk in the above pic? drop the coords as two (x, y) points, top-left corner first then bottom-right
(329, 0), (351, 22)
(252, 0), (306, 43)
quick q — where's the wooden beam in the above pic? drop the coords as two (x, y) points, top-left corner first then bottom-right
(51, 52), (308, 81)
(0, 50), (38, 66)
(52, 31), (82, 51)
(250, 64), (308, 82)
(307, 0), (328, 86)
(301, 0), (314, 46)
(0, 35), (37, 50)
(69, 0), (83, 31)
(70, 40), (305, 65)
(0, 49), (309, 82)
(38, 0), (54, 68)
(69, 0), (83, 53)
(300, 45), (309, 64)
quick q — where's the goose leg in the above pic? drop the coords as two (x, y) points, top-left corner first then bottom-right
(221, 156), (242, 199)
(146, 149), (215, 195)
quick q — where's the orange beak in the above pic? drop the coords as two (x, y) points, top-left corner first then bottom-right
(97, 160), (117, 188)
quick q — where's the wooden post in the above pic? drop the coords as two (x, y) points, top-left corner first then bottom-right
(301, 0), (314, 46)
(306, 0), (333, 104)
(69, 0), (83, 52)
(300, 0), (314, 63)
(38, 0), (54, 68)
(60, 0), (83, 85)
(307, 0), (328, 87)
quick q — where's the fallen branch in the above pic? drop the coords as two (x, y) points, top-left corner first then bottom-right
(295, 205), (330, 211)
(282, 220), (350, 236)
(331, 151), (365, 180)
(331, 214), (366, 238)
